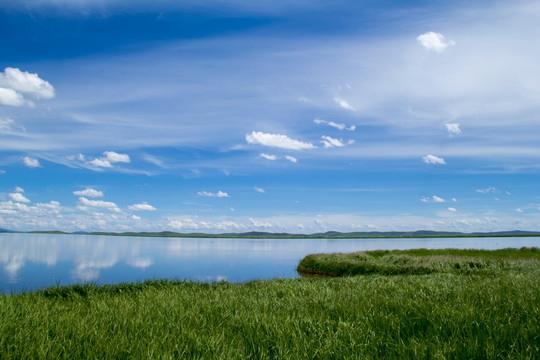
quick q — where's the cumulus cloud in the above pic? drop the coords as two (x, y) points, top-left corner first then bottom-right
(446, 123), (462, 136)
(515, 208), (523, 213)
(78, 197), (121, 212)
(103, 151), (130, 163)
(334, 97), (356, 111)
(73, 188), (103, 198)
(416, 32), (455, 53)
(89, 158), (112, 168)
(260, 153), (277, 161)
(0, 67), (54, 106)
(23, 156), (40, 168)
(285, 155), (297, 163)
(422, 154), (446, 165)
(14, 186), (24, 193)
(9, 192), (31, 203)
(254, 187), (265, 193)
(448, 207), (457, 212)
(246, 131), (315, 150)
(314, 118), (355, 131)
(90, 151), (130, 168)
(128, 202), (157, 211)
(0, 88), (25, 106)
(197, 191), (230, 198)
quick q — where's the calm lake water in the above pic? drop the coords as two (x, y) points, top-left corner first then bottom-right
(1, 233), (539, 293)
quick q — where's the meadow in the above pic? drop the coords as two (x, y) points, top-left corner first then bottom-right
(0, 248), (538, 359)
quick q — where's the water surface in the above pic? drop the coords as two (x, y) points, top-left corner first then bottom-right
(1, 233), (539, 293)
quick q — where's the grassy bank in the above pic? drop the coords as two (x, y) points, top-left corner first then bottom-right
(297, 247), (540, 276)
(1, 250), (539, 359)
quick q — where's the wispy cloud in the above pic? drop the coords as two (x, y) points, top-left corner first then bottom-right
(334, 97), (356, 111)
(421, 195), (446, 203)
(476, 187), (499, 194)
(73, 188), (103, 198)
(314, 118), (355, 131)
(422, 155), (446, 165)
(260, 153), (277, 161)
(416, 32), (455, 53)
(446, 123), (462, 136)
(197, 191), (230, 198)
(128, 202), (157, 211)
(285, 155), (297, 163)
(246, 131), (315, 150)
(254, 186), (265, 193)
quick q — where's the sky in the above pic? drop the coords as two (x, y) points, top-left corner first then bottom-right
(1, 0), (540, 233)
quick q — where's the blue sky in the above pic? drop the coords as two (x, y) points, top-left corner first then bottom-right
(1, 0), (540, 233)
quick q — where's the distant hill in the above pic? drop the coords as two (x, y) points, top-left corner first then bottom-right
(30, 229), (540, 239)
(0, 228), (14, 233)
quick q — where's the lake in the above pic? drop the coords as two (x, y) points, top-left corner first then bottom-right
(1, 233), (539, 293)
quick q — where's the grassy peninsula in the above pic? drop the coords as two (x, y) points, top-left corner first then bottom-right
(1, 248), (539, 359)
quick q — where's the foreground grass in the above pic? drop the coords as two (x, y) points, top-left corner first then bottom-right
(1, 250), (539, 359)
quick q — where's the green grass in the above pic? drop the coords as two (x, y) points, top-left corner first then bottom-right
(1, 249), (539, 359)
(297, 247), (540, 276)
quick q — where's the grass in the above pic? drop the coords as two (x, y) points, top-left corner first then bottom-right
(297, 247), (540, 276)
(0, 248), (539, 359)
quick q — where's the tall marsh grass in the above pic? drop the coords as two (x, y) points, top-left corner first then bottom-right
(1, 248), (539, 359)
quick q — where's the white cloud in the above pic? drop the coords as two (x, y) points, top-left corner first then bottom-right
(254, 187), (265, 193)
(285, 155), (297, 163)
(9, 192), (30, 203)
(445, 123), (462, 136)
(321, 135), (345, 148)
(90, 158), (112, 168)
(417, 32), (455, 53)
(197, 191), (230, 198)
(314, 118), (355, 131)
(73, 188), (104, 198)
(246, 131), (315, 150)
(476, 187), (499, 194)
(421, 195), (446, 203)
(77, 153), (85, 161)
(128, 202), (157, 211)
(103, 151), (130, 163)
(0, 88), (25, 106)
(515, 208), (523, 213)
(131, 215), (142, 221)
(14, 186), (24, 193)
(0, 67), (54, 107)
(0, 169), (5, 174)
(89, 151), (130, 168)
(78, 197), (121, 212)
(448, 207), (457, 212)
(260, 153), (277, 161)
(0, 67), (55, 99)
(23, 156), (40, 168)
(334, 97), (356, 111)
(249, 217), (273, 228)
(422, 155), (446, 165)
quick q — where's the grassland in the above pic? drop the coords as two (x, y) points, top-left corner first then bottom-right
(1, 248), (539, 359)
